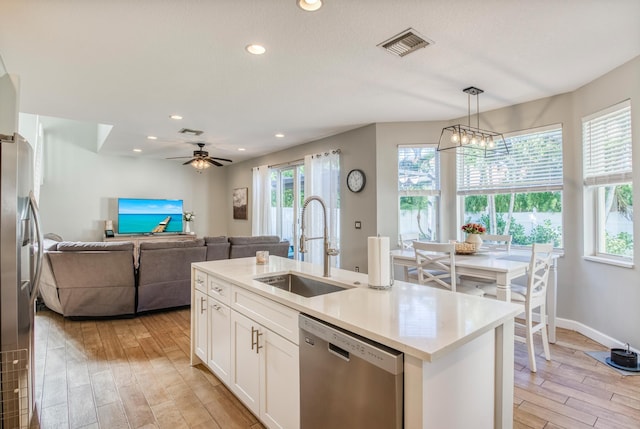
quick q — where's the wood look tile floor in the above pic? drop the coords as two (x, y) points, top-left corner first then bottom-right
(32, 308), (265, 429)
(31, 307), (640, 429)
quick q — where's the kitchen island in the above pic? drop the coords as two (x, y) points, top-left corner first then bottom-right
(190, 256), (521, 429)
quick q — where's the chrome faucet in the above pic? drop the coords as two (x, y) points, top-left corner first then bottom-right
(299, 196), (340, 277)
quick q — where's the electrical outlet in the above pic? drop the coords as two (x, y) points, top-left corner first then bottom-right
(355, 266), (359, 272)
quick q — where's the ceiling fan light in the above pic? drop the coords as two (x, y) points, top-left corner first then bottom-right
(191, 159), (210, 170)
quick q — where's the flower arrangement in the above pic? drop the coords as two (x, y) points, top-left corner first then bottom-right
(461, 222), (486, 234)
(183, 211), (195, 222)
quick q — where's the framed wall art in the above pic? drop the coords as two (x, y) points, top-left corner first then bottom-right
(233, 187), (248, 220)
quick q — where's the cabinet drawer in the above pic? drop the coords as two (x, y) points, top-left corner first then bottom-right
(208, 276), (232, 306)
(232, 286), (299, 344)
(194, 269), (207, 293)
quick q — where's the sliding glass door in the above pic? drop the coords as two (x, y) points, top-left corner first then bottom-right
(272, 164), (304, 259)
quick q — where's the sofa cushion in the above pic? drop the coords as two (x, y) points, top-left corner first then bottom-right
(137, 242), (207, 312)
(47, 249), (136, 317)
(139, 238), (205, 250)
(56, 241), (134, 252)
(229, 237), (290, 259)
(204, 236), (228, 244)
(205, 236), (230, 261)
(229, 236), (280, 245)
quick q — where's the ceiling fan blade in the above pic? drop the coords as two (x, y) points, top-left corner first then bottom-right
(209, 156), (233, 163)
(166, 156), (193, 159)
(205, 158), (223, 167)
(182, 158), (197, 165)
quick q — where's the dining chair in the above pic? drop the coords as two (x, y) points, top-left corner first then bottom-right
(408, 241), (484, 296)
(458, 234), (512, 289)
(399, 232), (420, 249)
(481, 234), (512, 251)
(479, 243), (553, 372)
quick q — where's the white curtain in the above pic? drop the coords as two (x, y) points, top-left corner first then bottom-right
(303, 151), (340, 266)
(252, 165), (273, 236)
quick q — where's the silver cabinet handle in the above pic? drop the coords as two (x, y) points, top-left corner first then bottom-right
(251, 326), (257, 350)
(196, 277), (204, 285)
(251, 326), (260, 351)
(200, 296), (206, 313)
(212, 303), (221, 311)
(212, 286), (224, 294)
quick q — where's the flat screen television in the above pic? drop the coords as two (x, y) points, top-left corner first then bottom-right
(117, 198), (183, 234)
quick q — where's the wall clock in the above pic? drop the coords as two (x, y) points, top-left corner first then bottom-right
(346, 169), (366, 193)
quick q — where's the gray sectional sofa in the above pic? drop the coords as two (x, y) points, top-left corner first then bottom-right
(39, 235), (289, 317)
(40, 240), (137, 317)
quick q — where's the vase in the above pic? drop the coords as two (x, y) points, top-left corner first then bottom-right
(185, 222), (191, 234)
(465, 233), (482, 250)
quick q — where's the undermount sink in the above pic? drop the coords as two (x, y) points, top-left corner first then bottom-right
(255, 273), (348, 298)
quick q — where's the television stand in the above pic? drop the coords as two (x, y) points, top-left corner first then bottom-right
(104, 233), (199, 267)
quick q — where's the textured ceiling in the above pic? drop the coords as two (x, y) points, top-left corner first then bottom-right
(1, 0), (639, 163)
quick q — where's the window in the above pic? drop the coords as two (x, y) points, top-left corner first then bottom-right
(398, 146), (440, 241)
(458, 125), (563, 247)
(583, 100), (633, 260)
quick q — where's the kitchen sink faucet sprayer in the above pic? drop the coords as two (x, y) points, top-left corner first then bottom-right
(299, 196), (340, 277)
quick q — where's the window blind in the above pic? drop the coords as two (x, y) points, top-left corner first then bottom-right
(398, 145), (440, 196)
(583, 100), (632, 186)
(457, 125), (563, 195)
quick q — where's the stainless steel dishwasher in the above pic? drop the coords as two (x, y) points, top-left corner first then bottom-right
(299, 314), (403, 429)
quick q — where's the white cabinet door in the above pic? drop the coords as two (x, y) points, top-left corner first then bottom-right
(261, 329), (300, 429)
(194, 289), (208, 362)
(208, 298), (231, 384)
(230, 310), (260, 416)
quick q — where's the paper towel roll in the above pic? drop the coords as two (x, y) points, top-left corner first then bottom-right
(368, 236), (391, 288)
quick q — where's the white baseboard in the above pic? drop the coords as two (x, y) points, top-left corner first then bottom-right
(555, 317), (639, 354)
(525, 313), (638, 354)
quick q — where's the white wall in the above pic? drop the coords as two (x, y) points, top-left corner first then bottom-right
(565, 56), (640, 347)
(37, 116), (225, 241)
(0, 73), (19, 135)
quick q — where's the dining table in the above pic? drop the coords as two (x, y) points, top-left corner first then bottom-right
(390, 247), (559, 343)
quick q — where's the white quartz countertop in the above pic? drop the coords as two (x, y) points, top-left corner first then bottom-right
(193, 256), (521, 362)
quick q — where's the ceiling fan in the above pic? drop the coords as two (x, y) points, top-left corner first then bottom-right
(167, 143), (233, 170)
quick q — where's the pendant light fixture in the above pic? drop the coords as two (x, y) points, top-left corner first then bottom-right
(437, 87), (508, 157)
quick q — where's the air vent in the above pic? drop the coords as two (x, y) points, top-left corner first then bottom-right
(378, 28), (433, 57)
(178, 128), (203, 136)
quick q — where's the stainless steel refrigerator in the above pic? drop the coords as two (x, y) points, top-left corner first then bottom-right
(0, 133), (43, 429)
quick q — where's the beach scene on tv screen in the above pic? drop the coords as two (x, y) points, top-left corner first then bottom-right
(118, 199), (183, 234)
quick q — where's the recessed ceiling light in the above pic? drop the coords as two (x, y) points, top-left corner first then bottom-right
(133, 148), (142, 153)
(147, 135), (158, 140)
(275, 133), (285, 138)
(238, 148), (246, 151)
(297, 0), (322, 11)
(246, 44), (266, 55)
(169, 115), (183, 120)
